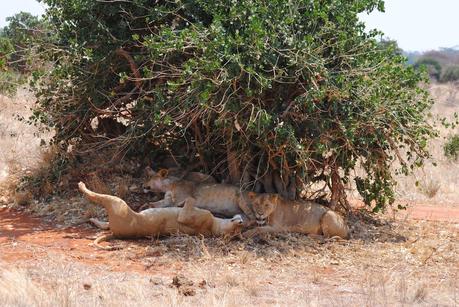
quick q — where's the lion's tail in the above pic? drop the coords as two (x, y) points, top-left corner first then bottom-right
(93, 234), (119, 250)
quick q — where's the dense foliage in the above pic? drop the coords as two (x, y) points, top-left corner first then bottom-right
(33, 0), (437, 211)
(444, 134), (459, 161)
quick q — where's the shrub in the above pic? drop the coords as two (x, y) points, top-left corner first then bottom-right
(414, 57), (442, 81)
(443, 134), (459, 161)
(440, 66), (459, 83)
(0, 37), (20, 96)
(32, 0), (437, 212)
(0, 37), (14, 66)
(0, 70), (25, 96)
(416, 176), (440, 199)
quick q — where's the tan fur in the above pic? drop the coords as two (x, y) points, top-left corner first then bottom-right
(142, 169), (254, 219)
(93, 234), (117, 250)
(145, 167), (216, 184)
(245, 192), (349, 239)
(78, 182), (243, 249)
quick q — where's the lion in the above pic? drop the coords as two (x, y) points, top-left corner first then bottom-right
(145, 166), (216, 184)
(78, 182), (244, 250)
(244, 192), (349, 239)
(142, 169), (254, 220)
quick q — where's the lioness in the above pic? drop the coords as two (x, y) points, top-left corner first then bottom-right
(142, 169), (254, 220)
(145, 166), (216, 184)
(78, 182), (244, 250)
(244, 192), (349, 239)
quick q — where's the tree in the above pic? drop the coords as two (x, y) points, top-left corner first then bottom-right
(33, 0), (436, 212)
(2, 12), (48, 72)
(414, 57), (442, 81)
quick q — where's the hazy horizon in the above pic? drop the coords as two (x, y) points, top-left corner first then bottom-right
(1, 0), (459, 52)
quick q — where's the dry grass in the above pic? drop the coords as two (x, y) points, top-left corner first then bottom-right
(0, 89), (52, 202)
(85, 172), (112, 195)
(416, 174), (441, 199)
(342, 83), (459, 206)
(0, 215), (457, 306)
(392, 83), (459, 205)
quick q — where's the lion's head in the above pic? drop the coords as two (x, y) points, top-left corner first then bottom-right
(143, 167), (170, 193)
(247, 192), (279, 226)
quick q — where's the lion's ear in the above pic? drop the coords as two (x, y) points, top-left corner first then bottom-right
(145, 166), (155, 177)
(158, 169), (169, 178)
(247, 191), (257, 200)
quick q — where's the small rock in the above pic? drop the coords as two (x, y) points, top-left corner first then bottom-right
(83, 283), (91, 290)
(180, 287), (196, 296)
(171, 274), (193, 288)
(198, 279), (215, 289)
(171, 274), (196, 296)
(198, 280), (207, 288)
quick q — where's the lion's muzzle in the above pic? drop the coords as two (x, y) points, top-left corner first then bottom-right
(256, 219), (266, 226)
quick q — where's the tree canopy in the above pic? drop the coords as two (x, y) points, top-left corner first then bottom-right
(0, 12), (51, 95)
(31, 0), (436, 211)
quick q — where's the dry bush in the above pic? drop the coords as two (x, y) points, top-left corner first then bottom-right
(416, 175), (441, 199)
(13, 190), (32, 206)
(115, 178), (130, 199)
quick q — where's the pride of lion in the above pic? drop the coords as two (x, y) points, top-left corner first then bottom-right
(79, 167), (349, 249)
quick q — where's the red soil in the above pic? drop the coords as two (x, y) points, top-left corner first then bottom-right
(1, 204), (458, 270)
(0, 207), (154, 273)
(404, 205), (459, 222)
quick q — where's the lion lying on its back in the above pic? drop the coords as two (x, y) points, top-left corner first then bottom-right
(245, 192), (349, 239)
(78, 182), (243, 250)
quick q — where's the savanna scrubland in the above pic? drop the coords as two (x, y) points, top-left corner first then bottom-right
(0, 84), (457, 307)
(0, 0), (458, 305)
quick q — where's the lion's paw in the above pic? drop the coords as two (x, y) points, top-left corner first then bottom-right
(231, 214), (243, 225)
(78, 181), (86, 191)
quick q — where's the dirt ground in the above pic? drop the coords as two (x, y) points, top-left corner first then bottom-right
(0, 86), (459, 306)
(0, 204), (458, 306)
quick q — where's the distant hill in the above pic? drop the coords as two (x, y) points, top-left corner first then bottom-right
(402, 46), (459, 82)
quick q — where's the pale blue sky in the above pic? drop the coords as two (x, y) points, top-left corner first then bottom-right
(0, 0), (45, 27)
(1, 0), (458, 52)
(360, 0), (459, 51)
